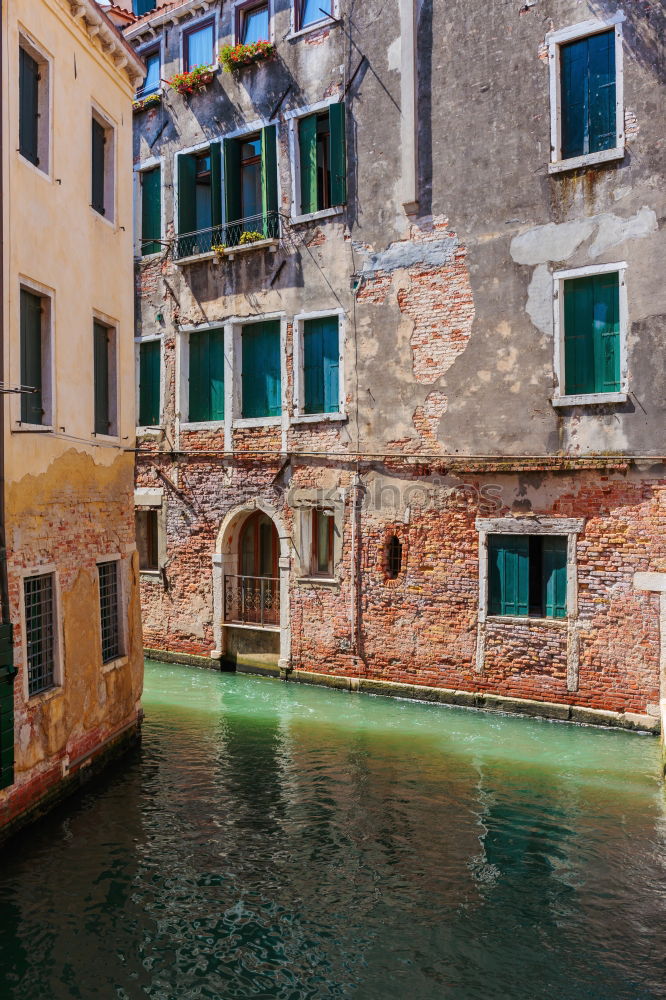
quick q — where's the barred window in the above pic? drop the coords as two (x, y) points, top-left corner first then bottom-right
(24, 573), (56, 696)
(98, 561), (121, 663)
(386, 535), (403, 580)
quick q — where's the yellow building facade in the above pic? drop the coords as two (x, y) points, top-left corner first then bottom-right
(0, 0), (144, 837)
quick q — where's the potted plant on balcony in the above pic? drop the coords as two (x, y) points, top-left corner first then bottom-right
(239, 230), (265, 245)
(132, 92), (162, 113)
(220, 41), (275, 72)
(211, 243), (227, 261)
(168, 64), (216, 96)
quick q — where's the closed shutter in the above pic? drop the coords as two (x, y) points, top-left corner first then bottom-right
(564, 273), (620, 395)
(328, 101), (347, 206)
(19, 47), (39, 166)
(303, 316), (339, 414)
(20, 289), (43, 425)
(210, 142), (222, 229)
(561, 30), (615, 159)
(94, 322), (110, 435)
(189, 329), (224, 422)
(488, 535), (529, 617)
(223, 138), (242, 224)
(242, 321), (281, 418)
(91, 118), (106, 214)
(0, 623), (15, 791)
(261, 125), (278, 237)
(299, 115), (318, 215)
(139, 340), (160, 427)
(542, 536), (568, 619)
(141, 166), (161, 256)
(593, 272), (620, 392)
(177, 153), (197, 235)
(588, 30), (616, 153)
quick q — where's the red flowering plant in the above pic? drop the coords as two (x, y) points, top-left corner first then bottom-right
(167, 64), (216, 96)
(220, 40), (275, 72)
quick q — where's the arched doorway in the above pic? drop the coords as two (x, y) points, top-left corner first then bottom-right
(239, 511), (279, 579)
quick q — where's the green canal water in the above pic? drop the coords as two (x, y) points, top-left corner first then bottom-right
(1, 661), (665, 1000)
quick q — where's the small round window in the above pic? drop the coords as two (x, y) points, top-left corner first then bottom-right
(386, 535), (403, 579)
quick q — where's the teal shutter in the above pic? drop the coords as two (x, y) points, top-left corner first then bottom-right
(593, 273), (620, 392)
(0, 624), (15, 791)
(588, 30), (616, 153)
(209, 329), (225, 420)
(328, 101), (347, 206)
(261, 125), (278, 237)
(177, 153), (197, 235)
(223, 138), (242, 223)
(141, 166), (161, 256)
(299, 114), (318, 215)
(210, 142), (222, 228)
(561, 31), (615, 159)
(20, 289), (43, 425)
(303, 316), (339, 414)
(139, 340), (160, 426)
(19, 47), (39, 166)
(488, 535), (529, 617)
(242, 321), (281, 418)
(564, 273), (620, 395)
(91, 118), (106, 214)
(93, 322), (110, 435)
(542, 537), (568, 619)
(189, 329), (224, 422)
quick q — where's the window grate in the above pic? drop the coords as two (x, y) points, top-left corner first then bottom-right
(24, 574), (55, 696)
(98, 561), (120, 663)
(386, 536), (403, 580)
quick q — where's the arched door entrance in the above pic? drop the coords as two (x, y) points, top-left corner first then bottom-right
(225, 510), (280, 628)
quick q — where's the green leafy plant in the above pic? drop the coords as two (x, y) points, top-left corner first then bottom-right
(220, 41), (275, 72)
(239, 231), (265, 245)
(168, 65), (215, 96)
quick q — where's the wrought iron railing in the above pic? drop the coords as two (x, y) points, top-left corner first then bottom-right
(174, 211), (280, 260)
(224, 574), (280, 628)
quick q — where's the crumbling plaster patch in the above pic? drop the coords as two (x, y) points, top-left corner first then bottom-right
(510, 206), (658, 265)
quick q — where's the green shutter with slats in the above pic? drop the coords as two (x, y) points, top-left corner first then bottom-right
(242, 321), (281, 418)
(20, 289), (43, 425)
(299, 115), (318, 215)
(488, 535), (529, 617)
(141, 166), (161, 256)
(177, 152), (197, 235)
(593, 272), (620, 392)
(561, 30), (615, 159)
(542, 536), (568, 619)
(329, 101), (347, 206)
(139, 340), (160, 426)
(224, 138), (242, 223)
(588, 30), (616, 153)
(189, 329), (224, 422)
(564, 272), (620, 395)
(303, 316), (339, 414)
(261, 125), (278, 237)
(91, 118), (106, 214)
(94, 322), (110, 435)
(0, 623), (15, 791)
(210, 142), (222, 228)
(19, 47), (39, 166)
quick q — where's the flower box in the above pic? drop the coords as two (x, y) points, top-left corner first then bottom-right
(168, 65), (216, 96)
(133, 92), (162, 113)
(220, 41), (275, 72)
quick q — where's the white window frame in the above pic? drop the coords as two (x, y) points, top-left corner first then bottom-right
(91, 103), (117, 225)
(230, 313), (287, 429)
(136, 35), (164, 98)
(552, 261), (628, 407)
(285, 99), (345, 223)
(292, 309), (345, 423)
(176, 321), (228, 432)
(133, 155), (165, 259)
(95, 553), (128, 671)
(476, 517), (584, 624)
(289, 0), (339, 39)
(14, 276), (55, 433)
(233, 0), (274, 46)
(18, 564), (64, 702)
(92, 311), (120, 440)
(18, 28), (53, 180)
(180, 8), (219, 73)
(135, 332), (165, 433)
(547, 13), (625, 174)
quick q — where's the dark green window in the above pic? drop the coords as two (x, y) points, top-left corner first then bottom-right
(19, 46), (40, 166)
(0, 623), (16, 791)
(94, 321), (112, 436)
(298, 102), (346, 215)
(303, 316), (339, 414)
(141, 166), (161, 256)
(24, 574), (56, 696)
(563, 272), (620, 396)
(139, 340), (161, 427)
(91, 117), (107, 215)
(560, 30), (616, 160)
(488, 535), (568, 619)
(188, 328), (225, 422)
(223, 126), (278, 242)
(241, 321), (281, 419)
(20, 288), (43, 425)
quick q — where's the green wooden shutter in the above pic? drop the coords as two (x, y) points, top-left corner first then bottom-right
(588, 30), (616, 153)
(177, 153), (197, 235)
(141, 166), (161, 256)
(542, 537), (568, 619)
(0, 623), (15, 791)
(210, 142), (222, 228)
(224, 138), (242, 224)
(189, 329), (224, 422)
(20, 289), (43, 425)
(93, 322), (110, 435)
(593, 272), (620, 392)
(139, 340), (160, 426)
(91, 118), (106, 214)
(19, 47), (39, 166)
(564, 273), (620, 395)
(299, 115), (318, 215)
(561, 37), (588, 159)
(242, 321), (281, 418)
(488, 535), (529, 617)
(261, 125), (278, 237)
(209, 329), (225, 421)
(303, 317), (339, 414)
(328, 101), (347, 206)
(561, 31), (615, 159)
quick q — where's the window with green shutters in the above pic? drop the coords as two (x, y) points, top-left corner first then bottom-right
(302, 316), (340, 415)
(176, 144), (222, 256)
(141, 166), (161, 256)
(92, 117), (106, 215)
(488, 535), (568, 619)
(297, 102), (346, 215)
(560, 30), (616, 160)
(188, 328), (225, 422)
(241, 321), (281, 419)
(223, 126), (278, 242)
(19, 45), (39, 166)
(20, 288), (44, 425)
(139, 340), (161, 427)
(563, 271), (621, 396)
(94, 321), (116, 436)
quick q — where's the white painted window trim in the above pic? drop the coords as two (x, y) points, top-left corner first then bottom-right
(133, 155), (165, 259)
(232, 0), (274, 46)
(18, 563), (64, 702)
(95, 553), (129, 671)
(230, 313), (287, 432)
(179, 7), (220, 73)
(292, 309), (345, 422)
(135, 332), (165, 432)
(91, 102), (117, 226)
(135, 35), (165, 98)
(92, 310), (120, 441)
(17, 27), (53, 180)
(552, 261), (628, 406)
(177, 322), (227, 430)
(286, 98), (344, 220)
(13, 275), (55, 433)
(288, 0), (339, 39)
(547, 14), (625, 173)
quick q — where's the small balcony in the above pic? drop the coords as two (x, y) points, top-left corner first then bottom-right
(224, 574), (280, 629)
(173, 211), (280, 262)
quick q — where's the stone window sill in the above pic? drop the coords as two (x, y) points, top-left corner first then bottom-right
(137, 426), (164, 437)
(291, 412), (346, 424)
(12, 424), (54, 433)
(296, 576), (339, 588)
(102, 655), (129, 673)
(139, 570), (161, 581)
(180, 420), (224, 431)
(290, 206), (343, 226)
(234, 416), (281, 429)
(222, 622), (280, 633)
(222, 239), (279, 260)
(548, 146), (624, 174)
(486, 615), (569, 627)
(286, 19), (339, 41)
(28, 683), (62, 703)
(551, 391), (628, 407)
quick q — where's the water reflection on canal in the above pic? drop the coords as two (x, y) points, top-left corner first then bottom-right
(1, 660), (665, 999)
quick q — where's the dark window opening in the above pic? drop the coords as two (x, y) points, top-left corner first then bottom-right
(240, 134), (262, 221)
(19, 46), (40, 166)
(312, 509), (334, 577)
(386, 535), (403, 579)
(24, 574), (56, 696)
(136, 510), (159, 572)
(98, 561), (121, 663)
(20, 288), (44, 425)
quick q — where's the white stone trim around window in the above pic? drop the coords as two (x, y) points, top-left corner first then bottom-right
(18, 28), (53, 179)
(551, 261), (629, 406)
(547, 13), (625, 173)
(285, 98), (344, 221)
(292, 309), (346, 421)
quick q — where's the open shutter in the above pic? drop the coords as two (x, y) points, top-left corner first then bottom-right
(298, 115), (318, 215)
(210, 142), (222, 229)
(563, 276), (595, 395)
(588, 30), (616, 153)
(224, 138), (242, 224)
(261, 125), (278, 237)
(593, 272), (620, 392)
(209, 329), (225, 421)
(19, 47), (39, 166)
(542, 537), (568, 619)
(20, 289), (43, 425)
(328, 101), (347, 206)
(94, 322), (109, 435)
(488, 535), (529, 617)
(91, 118), (106, 214)
(322, 317), (340, 413)
(177, 153), (197, 235)
(139, 341), (160, 427)
(141, 166), (161, 256)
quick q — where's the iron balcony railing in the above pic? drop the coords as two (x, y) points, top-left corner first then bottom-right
(224, 574), (280, 628)
(174, 211), (280, 260)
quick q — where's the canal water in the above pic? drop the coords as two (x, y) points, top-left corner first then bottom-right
(1, 661), (665, 1000)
